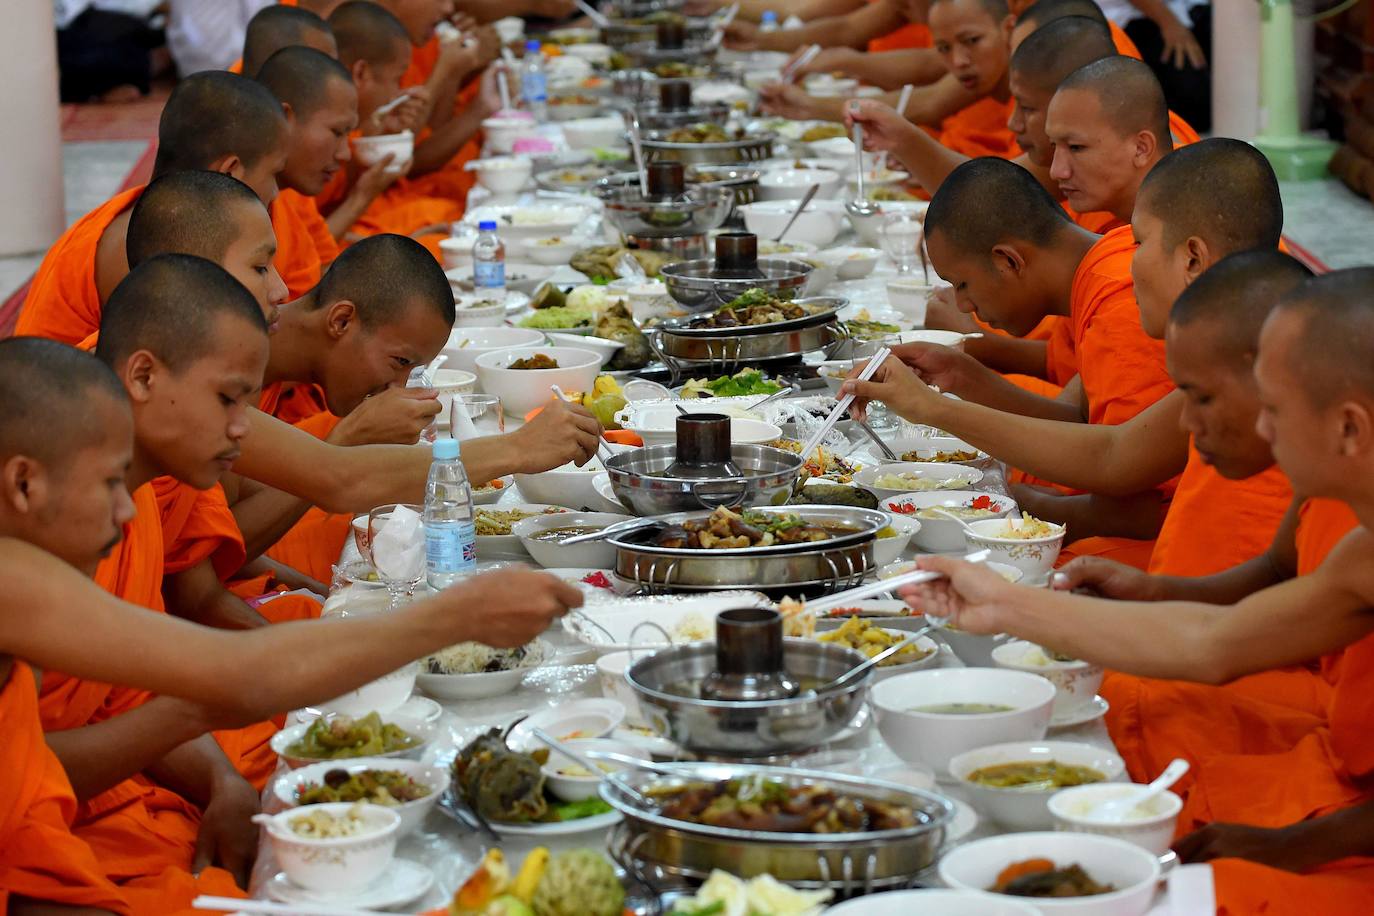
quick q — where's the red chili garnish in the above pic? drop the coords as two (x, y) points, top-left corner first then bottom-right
(970, 495), (995, 510)
(581, 571), (613, 589)
(888, 502), (919, 515)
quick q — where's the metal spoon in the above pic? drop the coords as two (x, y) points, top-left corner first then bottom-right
(846, 123), (880, 219)
(531, 726), (654, 807)
(773, 184), (820, 243)
(816, 630), (929, 694)
(854, 415), (897, 460)
(750, 382), (800, 411)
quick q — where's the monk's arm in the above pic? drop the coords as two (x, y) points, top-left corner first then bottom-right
(913, 533), (1374, 683)
(228, 483), (314, 561)
(411, 97), (492, 177)
(1011, 487), (1166, 542)
(788, 74), (973, 126)
(164, 561), (271, 630)
(0, 541), (578, 723)
(963, 334), (1050, 378)
(43, 698), (217, 801)
(807, 48), (949, 91)
(1176, 797), (1374, 873)
(744, 2), (904, 52)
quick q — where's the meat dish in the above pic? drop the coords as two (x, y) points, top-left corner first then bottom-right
(652, 506), (838, 550)
(686, 289), (812, 329)
(296, 769), (432, 806)
(650, 776), (917, 834)
(509, 353), (560, 370)
(991, 859), (1115, 897)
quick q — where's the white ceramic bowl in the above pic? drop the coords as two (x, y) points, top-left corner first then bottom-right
(854, 461), (986, 499)
(740, 199), (847, 248)
(273, 759), (449, 837)
(416, 637), (552, 700)
(541, 737), (649, 802)
(315, 662), (418, 719)
(475, 503), (570, 558)
(507, 698), (626, 750)
(563, 42), (613, 65)
(877, 434), (988, 466)
(629, 415), (781, 449)
(562, 116), (626, 150)
(896, 328), (979, 350)
(525, 234), (587, 265)
(849, 199), (929, 247)
(448, 263), (555, 296)
(949, 740), (1126, 830)
(469, 155), (533, 193)
(885, 278), (938, 326)
(270, 712), (437, 770)
(443, 326), (546, 376)
(493, 15), (524, 43)
(821, 246), (882, 280)
(452, 299), (508, 328)
(872, 668), (1056, 774)
(756, 167), (843, 202)
(353, 130), (413, 175)
(1049, 784), (1183, 855)
(430, 368), (479, 427)
(885, 490), (1017, 553)
(482, 115), (540, 154)
(813, 619), (940, 680)
(964, 517), (1067, 584)
(872, 514), (919, 567)
(263, 802), (400, 893)
(825, 889), (1041, 916)
(513, 510), (633, 568)
(474, 346), (602, 416)
(594, 650), (648, 725)
(939, 832), (1161, 916)
(992, 640), (1105, 718)
(807, 135), (857, 158)
(512, 458), (609, 510)
(465, 204), (593, 242)
(545, 331), (623, 366)
(626, 280), (686, 324)
(439, 234), (477, 270)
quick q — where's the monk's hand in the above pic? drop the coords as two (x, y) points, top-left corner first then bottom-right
(888, 341), (981, 396)
(922, 286), (979, 334)
(436, 31), (482, 78)
(472, 25), (502, 66)
(448, 11), (479, 33)
(897, 554), (1012, 634)
(758, 82), (817, 120)
(1173, 822), (1317, 873)
(194, 773), (260, 888)
(840, 352), (941, 424)
(844, 99), (918, 151)
(330, 386), (441, 447)
(476, 64), (507, 119)
(372, 87), (430, 135)
(1052, 556), (1164, 601)
(722, 19), (759, 50)
(448, 569), (584, 647)
(509, 397), (604, 473)
(786, 46), (855, 81)
(1159, 14), (1206, 69)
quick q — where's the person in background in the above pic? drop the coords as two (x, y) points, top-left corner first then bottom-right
(54, 0), (167, 102)
(1098, 0), (1209, 130)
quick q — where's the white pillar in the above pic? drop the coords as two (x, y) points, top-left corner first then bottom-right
(1212, 1), (1318, 141)
(0, 0), (64, 256)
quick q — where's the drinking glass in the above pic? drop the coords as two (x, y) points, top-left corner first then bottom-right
(450, 393), (505, 439)
(879, 211), (925, 275)
(367, 503), (426, 609)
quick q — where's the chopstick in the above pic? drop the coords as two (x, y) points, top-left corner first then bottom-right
(797, 346), (889, 459)
(193, 897), (413, 916)
(575, 0), (610, 26)
(371, 92), (412, 121)
(780, 44), (821, 85)
(806, 549), (991, 614)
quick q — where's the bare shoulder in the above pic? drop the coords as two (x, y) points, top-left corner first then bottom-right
(1312, 526), (1374, 600)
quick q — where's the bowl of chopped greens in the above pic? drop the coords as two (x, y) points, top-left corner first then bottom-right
(675, 368), (786, 399)
(274, 758), (448, 836)
(271, 711), (437, 770)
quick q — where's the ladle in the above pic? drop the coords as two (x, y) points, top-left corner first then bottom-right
(845, 122), (879, 220)
(772, 184), (820, 243)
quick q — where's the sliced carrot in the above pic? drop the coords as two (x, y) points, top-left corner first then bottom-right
(995, 857), (1057, 888)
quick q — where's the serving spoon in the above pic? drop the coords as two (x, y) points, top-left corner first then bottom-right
(773, 184), (820, 243)
(1087, 758), (1190, 822)
(846, 123), (879, 221)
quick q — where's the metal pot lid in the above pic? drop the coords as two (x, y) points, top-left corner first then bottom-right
(600, 761), (955, 843)
(655, 293), (846, 337)
(605, 503), (887, 556)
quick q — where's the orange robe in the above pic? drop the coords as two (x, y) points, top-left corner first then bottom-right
(271, 189), (339, 299)
(37, 485), (253, 912)
(1169, 110), (1202, 147)
(1109, 21), (1142, 59)
(937, 95), (1021, 159)
(869, 22), (931, 52)
(0, 661), (132, 915)
(15, 186), (144, 344)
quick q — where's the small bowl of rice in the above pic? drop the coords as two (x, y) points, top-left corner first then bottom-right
(416, 637), (552, 701)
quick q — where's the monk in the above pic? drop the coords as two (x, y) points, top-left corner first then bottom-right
(761, 0), (1019, 160)
(1009, 0), (1141, 58)
(254, 47), (355, 299)
(905, 268), (1374, 913)
(15, 72), (290, 344)
(316, 0), (459, 241)
(235, 3), (337, 77)
(845, 157), (1173, 562)
(0, 338), (580, 912)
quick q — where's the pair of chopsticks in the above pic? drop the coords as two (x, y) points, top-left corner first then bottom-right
(193, 897), (415, 916)
(780, 44), (820, 84)
(806, 549), (991, 615)
(550, 384), (617, 465)
(797, 346), (890, 459)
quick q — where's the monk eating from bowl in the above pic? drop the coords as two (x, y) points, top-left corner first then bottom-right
(903, 267), (1374, 914)
(233, 3), (337, 77)
(15, 72), (290, 345)
(0, 333), (580, 914)
(844, 155), (1174, 565)
(315, 0), (462, 241)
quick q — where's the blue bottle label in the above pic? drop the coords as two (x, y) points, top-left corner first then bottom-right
(425, 520), (476, 574)
(523, 73), (548, 103)
(474, 260), (505, 289)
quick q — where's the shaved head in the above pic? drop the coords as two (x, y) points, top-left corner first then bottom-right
(1016, 0), (1109, 29)
(1272, 269), (1374, 409)
(1010, 16), (1115, 91)
(0, 338), (127, 467)
(126, 171), (264, 269)
(1138, 138), (1284, 253)
(310, 234), (455, 326)
(151, 72), (289, 187)
(96, 255), (269, 375)
(242, 5), (337, 77)
(1056, 56), (1172, 149)
(1171, 250), (1311, 365)
(932, 0), (1010, 17)
(927, 157), (1072, 257)
(255, 46), (354, 119)
(330, 1), (410, 67)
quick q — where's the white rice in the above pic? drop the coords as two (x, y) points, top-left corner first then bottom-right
(424, 639), (548, 675)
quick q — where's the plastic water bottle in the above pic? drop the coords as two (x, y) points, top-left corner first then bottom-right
(759, 10), (779, 31)
(472, 220), (505, 293)
(407, 365), (439, 443)
(424, 437), (477, 589)
(521, 40), (548, 120)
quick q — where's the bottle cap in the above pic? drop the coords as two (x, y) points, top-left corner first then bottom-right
(432, 437), (460, 460)
(761, 10), (777, 21)
(525, 39), (541, 51)
(478, 220), (498, 231)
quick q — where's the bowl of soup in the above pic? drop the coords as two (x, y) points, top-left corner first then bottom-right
(949, 740), (1126, 830)
(512, 511), (634, 568)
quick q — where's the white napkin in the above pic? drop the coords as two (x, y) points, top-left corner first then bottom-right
(783, 14), (804, 28)
(451, 396), (481, 441)
(371, 505), (425, 583)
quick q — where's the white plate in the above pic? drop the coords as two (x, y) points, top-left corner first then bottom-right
(488, 807), (622, 837)
(454, 290), (531, 314)
(1049, 694), (1110, 729)
(561, 592), (774, 650)
(541, 566), (636, 596)
(612, 723), (679, 757)
(446, 262), (554, 295)
(812, 623), (941, 679)
(945, 797), (979, 847)
(507, 697), (626, 749)
(393, 695), (443, 724)
(266, 858), (433, 907)
(475, 504), (572, 558)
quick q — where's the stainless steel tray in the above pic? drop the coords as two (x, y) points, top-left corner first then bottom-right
(659, 258), (813, 311)
(605, 443), (803, 516)
(658, 293), (845, 336)
(601, 19), (713, 49)
(642, 131), (776, 165)
(599, 185), (735, 238)
(647, 319), (848, 379)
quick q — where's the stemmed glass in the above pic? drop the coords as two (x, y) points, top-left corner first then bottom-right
(367, 503), (426, 609)
(879, 211), (925, 275)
